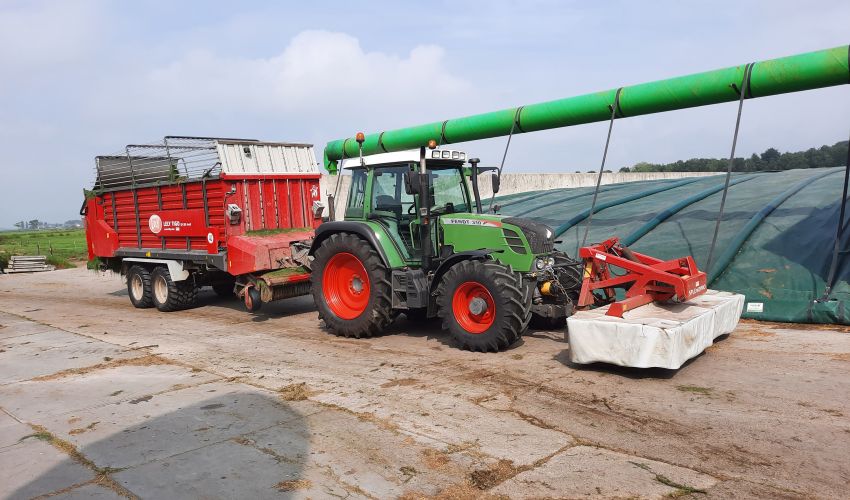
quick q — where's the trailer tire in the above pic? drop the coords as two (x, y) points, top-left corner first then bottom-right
(126, 265), (153, 309)
(151, 266), (198, 312)
(437, 259), (531, 352)
(311, 233), (393, 338)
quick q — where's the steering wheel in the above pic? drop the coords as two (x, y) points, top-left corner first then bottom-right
(407, 204), (416, 215)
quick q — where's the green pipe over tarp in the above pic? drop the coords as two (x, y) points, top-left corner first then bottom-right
(324, 45), (850, 173)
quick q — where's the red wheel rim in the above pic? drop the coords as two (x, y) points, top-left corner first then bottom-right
(452, 281), (496, 334)
(322, 252), (371, 320)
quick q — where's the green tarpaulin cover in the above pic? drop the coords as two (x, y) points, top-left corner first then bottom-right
(497, 167), (850, 324)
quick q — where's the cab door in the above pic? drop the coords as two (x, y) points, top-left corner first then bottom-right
(371, 165), (420, 261)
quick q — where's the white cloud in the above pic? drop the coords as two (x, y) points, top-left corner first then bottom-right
(129, 30), (472, 124)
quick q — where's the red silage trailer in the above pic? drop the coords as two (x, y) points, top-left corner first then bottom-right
(83, 136), (324, 312)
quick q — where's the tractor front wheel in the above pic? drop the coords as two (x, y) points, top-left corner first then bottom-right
(437, 259), (531, 352)
(311, 233), (393, 338)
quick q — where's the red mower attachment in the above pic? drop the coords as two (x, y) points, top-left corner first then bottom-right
(576, 237), (707, 317)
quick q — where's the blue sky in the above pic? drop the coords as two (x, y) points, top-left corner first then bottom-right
(1, 0), (848, 227)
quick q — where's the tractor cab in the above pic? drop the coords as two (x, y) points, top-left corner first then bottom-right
(338, 147), (499, 266)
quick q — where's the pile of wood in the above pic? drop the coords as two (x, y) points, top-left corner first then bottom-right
(5, 256), (55, 273)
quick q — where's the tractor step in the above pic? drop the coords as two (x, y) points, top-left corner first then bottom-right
(566, 290), (744, 369)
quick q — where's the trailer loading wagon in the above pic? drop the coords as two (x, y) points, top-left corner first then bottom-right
(83, 136), (325, 311)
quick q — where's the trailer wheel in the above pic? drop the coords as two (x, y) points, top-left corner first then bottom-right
(126, 265), (153, 308)
(151, 266), (198, 312)
(243, 286), (262, 312)
(311, 233), (393, 338)
(437, 259), (531, 352)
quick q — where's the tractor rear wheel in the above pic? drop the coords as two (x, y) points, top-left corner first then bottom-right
(437, 259), (532, 352)
(311, 233), (393, 338)
(127, 265), (153, 308)
(151, 266), (198, 312)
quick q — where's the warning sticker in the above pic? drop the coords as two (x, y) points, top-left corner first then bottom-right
(746, 302), (764, 313)
(442, 218), (502, 228)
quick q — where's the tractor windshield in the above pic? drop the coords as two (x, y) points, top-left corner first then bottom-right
(428, 167), (469, 214)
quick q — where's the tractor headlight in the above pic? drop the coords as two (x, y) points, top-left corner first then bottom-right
(547, 256), (555, 267)
(535, 258), (545, 270)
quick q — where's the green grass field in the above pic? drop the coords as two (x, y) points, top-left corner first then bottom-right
(0, 229), (87, 269)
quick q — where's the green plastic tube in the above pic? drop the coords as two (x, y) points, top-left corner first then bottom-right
(324, 45), (849, 173)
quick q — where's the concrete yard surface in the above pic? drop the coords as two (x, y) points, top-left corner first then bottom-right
(0, 267), (848, 499)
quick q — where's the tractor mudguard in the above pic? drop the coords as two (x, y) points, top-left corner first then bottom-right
(427, 249), (497, 317)
(431, 249), (496, 292)
(310, 221), (398, 267)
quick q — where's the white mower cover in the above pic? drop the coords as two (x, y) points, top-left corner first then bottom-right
(567, 290), (745, 369)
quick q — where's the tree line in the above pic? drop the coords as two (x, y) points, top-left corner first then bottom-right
(13, 220), (83, 230)
(620, 140), (849, 173)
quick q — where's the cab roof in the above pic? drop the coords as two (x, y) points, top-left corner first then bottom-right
(340, 148), (467, 170)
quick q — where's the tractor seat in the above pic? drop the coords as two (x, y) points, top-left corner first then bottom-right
(375, 195), (403, 219)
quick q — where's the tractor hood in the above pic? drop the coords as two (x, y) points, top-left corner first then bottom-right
(500, 216), (555, 254)
(438, 213), (555, 256)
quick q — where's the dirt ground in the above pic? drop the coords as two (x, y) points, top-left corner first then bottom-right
(1, 267), (848, 499)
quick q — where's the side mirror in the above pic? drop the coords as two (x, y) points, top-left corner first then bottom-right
(491, 173), (501, 194)
(404, 171), (420, 195)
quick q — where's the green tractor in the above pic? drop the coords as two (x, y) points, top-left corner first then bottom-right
(309, 141), (582, 352)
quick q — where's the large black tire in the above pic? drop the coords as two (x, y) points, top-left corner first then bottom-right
(151, 266), (198, 312)
(126, 265), (153, 309)
(437, 259), (532, 352)
(310, 233), (393, 338)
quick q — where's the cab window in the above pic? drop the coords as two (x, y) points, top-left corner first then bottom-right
(345, 169), (367, 218)
(429, 167), (468, 213)
(372, 165), (415, 217)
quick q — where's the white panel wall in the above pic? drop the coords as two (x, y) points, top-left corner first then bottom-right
(217, 142), (319, 174)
